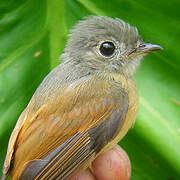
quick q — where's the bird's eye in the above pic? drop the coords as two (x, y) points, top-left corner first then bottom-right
(99, 41), (115, 57)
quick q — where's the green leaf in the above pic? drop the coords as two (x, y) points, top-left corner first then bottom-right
(0, 0), (180, 179)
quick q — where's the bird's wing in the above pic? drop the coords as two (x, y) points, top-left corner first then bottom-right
(3, 107), (29, 175)
(3, 75), (129, 180)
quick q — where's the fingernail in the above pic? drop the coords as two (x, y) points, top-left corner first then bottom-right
(113, 146), (131, 179)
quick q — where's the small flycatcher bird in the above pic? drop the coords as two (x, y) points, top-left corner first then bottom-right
(2, 16), (162, 180)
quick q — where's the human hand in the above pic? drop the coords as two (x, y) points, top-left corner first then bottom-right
(69, 145), (131, 180)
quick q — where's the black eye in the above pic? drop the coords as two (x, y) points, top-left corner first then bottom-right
(99, 41), (115, 57)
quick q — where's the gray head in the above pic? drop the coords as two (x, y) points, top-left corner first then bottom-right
(61, 16), (162, 77)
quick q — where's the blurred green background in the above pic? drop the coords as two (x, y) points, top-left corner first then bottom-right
(0, 0), (180, 179)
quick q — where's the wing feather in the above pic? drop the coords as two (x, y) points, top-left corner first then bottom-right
(3, 74), (129, 180)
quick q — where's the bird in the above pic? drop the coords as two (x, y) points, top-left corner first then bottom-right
(1, 16), (162, 180)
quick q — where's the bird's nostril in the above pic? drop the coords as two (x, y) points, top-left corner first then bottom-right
(139, 44), (146, 48)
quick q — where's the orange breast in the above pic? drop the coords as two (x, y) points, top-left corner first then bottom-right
(98, 74), (138, 154)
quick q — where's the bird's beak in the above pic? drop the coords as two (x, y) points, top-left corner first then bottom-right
(136, 43), (163, 54)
